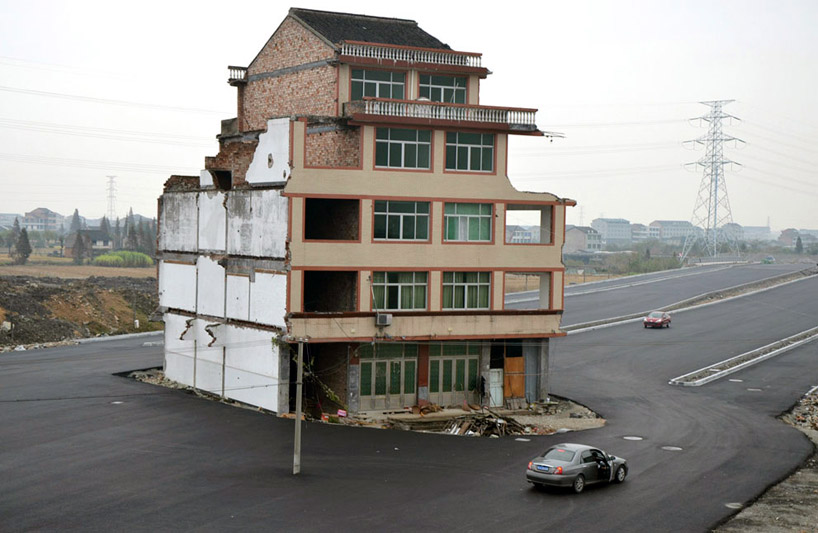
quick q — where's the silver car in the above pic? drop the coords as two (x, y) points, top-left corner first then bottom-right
(526, 443), (628, 493)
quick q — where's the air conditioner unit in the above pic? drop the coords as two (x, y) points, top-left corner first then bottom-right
(375, 313), (392, 327)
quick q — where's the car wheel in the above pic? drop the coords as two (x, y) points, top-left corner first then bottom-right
(572, 475), (585, 493)
(614, 466), (627, 483)
(643, 324), (647, 328)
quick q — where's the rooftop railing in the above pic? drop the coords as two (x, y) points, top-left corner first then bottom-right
(227, 66), (248, 83)
(340, 42), (482, 69)
(346, 99), (537, 129)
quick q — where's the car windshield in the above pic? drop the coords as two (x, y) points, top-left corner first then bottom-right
(542, 448), (576, 462)
(648, 312), (663, 318)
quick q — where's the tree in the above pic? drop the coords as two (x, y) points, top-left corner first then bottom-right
(100, 215), (111, 236)
(69, 209), (82, 233)
(73, 233), (86, 264)
(13, 229), (32, 265)
(114, 218), (121, 249)
(126, 225), (139, 251)
(795, 236), (803, 254)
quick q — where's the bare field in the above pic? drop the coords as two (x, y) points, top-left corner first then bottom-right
(0, 263), (156, 279)
(504, 273), (615, 293)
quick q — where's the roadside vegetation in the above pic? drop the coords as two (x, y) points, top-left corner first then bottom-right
(92, 250), (153, 268)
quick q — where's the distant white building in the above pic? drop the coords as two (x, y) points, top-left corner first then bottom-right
(591, 218), (631, 246)
(649, 220), (695, 243)
(631, 223), (660, 242)
(743, 226), (773, 241)
(565, 226), (602, 252)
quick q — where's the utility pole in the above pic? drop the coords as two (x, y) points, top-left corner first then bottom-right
(293, 340), (305, 475)
(681, 100), (744, 263)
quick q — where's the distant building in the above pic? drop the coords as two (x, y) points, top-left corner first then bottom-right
(65, 228), (112, 258)
(649, 220), (695, 243)
(743, 226), (773, 242)
(0, 213), (23, 230)
(505, 225), (541, 244)
(721, 222), (743, 241)
(591, 218), (631, 246)
(778, 228), (799, 247)
(23, 208), (65, 233)
(631, 223), (660, 242)
(565, 226), (602, 253)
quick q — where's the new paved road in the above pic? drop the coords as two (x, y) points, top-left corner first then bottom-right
(1, 267), (815, 531)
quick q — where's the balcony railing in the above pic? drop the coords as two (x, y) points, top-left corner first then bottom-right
(346, 99), (538, 130)
(227, 66), (247, 84)
(340, 41), (482, 69)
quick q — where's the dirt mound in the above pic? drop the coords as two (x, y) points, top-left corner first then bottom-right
(0, 275), (160, 347)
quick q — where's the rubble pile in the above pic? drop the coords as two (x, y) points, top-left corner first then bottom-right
(0, 275), (159, 347)
(789, 389), (818, 431)
(442, 408), (553, 437)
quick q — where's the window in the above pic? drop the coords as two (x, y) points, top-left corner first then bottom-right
(351, 69), (405, 100)
(375, 128), (431, 169)
(442, 272), (490, 309)
(445, 132), (494, 172)
(444, 203), (492, 242)
(372, 272), (428, 311)
(374, 200), (429, 240)
(419, 74), (466, 103)
(503, 272), (551, 310)
(304, 198), (359, 240)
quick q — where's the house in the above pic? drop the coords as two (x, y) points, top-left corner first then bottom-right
(591, 218), (631, 247)
(65, 229), (112, 258)
(157, 8), (574, 415)
(565, 226), (602, 253)
(23, 208), (64, 233)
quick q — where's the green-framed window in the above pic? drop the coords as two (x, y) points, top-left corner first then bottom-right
(372, 271), (428, 311)
(444, 203), (492, 242)
(358, 343), (418, 398)
(373, 200), (429, 240)
(442, 271), (491, 309)
(445, 132), (494, 172)
(375, 128), (431, 169)
(419, 74), (467, 104)
(351, 69), (405, 100)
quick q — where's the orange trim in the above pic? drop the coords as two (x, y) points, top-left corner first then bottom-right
(285, 192), (553, 205)
(290, 332), (567, 344)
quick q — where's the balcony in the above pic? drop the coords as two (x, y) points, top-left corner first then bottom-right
(339, 41), (486, 75)
(227, 66), (247, 85)
(345, 98), (541, 134)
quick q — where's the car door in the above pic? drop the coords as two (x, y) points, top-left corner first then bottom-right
(580, 450), (601, 482)
(591, 449), (611, 481)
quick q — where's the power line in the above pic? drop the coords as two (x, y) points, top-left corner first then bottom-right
(0, 85), (229, 115)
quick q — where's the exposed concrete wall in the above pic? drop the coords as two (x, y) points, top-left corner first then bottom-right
(246, 118), (292, 185)
(227, 189), (288, 258)
(198, 191), (227, 252)
(163, 312), (282, 412)
(158, 261), (196, 312)
(158, 193), (198, 252)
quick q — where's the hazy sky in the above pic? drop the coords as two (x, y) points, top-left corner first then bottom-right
(1, 0), (816, 231)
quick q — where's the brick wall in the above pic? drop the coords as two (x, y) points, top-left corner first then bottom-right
(204, 139), (257, 187)
(241, 16), (338, 132)
(305, 128), (361, 168)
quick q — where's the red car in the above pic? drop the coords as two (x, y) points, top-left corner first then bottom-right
(643, 311), (671, 328)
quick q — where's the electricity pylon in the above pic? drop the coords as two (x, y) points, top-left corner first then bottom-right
(106, 175), (117, 222)
(680, 100), (744, 263)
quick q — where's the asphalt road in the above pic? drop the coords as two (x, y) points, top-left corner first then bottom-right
(1, 268), (816, 531)
(506, 262), (810, 327)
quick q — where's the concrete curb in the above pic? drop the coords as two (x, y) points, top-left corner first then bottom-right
(668, 327), (818, 386)
(76, 330), (163, 344)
